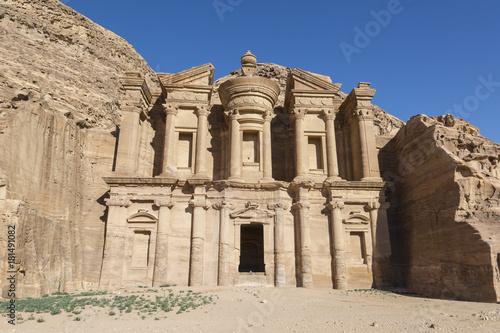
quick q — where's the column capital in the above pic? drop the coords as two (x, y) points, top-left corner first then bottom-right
(154, 198), (174, 209)
(195, 105), (210, 117)
(292, 201), (311, 210)
(353, 108), (375, 121)
(189, 197), (210, 210)
(291, 108), (306, 120)
(105, 197), (131, 207)
(163, 103), (179, 116)
(321, 108), (337, 121)
(212, 200), (236, 210)
(263, 110), (274, 122)
(268, 203), (290, 211)
(228, 108), (240, 119)
(327, 201), (345, 211)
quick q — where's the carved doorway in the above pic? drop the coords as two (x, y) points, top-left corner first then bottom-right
(238, 224), (265, 272)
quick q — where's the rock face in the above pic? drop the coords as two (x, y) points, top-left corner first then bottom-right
(0, 0), (157, 297)
(388, 114), (500, 302)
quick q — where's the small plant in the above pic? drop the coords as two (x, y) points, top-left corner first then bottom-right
(109, 311), (116, 316)
(74, 317), (81, 321)
(37, 317), (45, 323)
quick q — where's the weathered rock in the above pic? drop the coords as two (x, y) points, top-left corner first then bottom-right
(389, 114), (500, 302)
(0, 0), (157, 297)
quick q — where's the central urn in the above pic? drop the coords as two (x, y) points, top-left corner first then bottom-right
(218, 51), (281, 182)
(219, 51), (280, 114)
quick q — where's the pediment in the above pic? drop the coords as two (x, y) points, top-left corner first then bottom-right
(127, 212), (157, 223)
(289, 68), (341, 92)
(158, 63), (214, 87)
(343, 213), (370, 224)
(230, 202), (274, 220)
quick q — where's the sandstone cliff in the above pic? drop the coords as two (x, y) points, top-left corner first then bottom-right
(0, 0), (157, 297)
(389, 114), (500, 302)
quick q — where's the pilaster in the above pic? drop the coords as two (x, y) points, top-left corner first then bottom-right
(100, 197), (131, 288)
(115, 73), (151, 176)
(291, 108), (307, 179)
(152, 198), (174, 286)
(365, 200), (392, 288)
(193, 106), (210, 179)
(188, 187), (209, 286)
(292, 182), (314, 288)
(322, 106), (341, 180)
(327, 200), (347, 290)
(261, 112), (274, 182)
(160, 104), (179, 177)
(229, 110), (242, 181)
(268, 202), (289, 287)
(213, 200), (235, 286)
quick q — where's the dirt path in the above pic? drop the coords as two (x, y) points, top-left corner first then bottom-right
(1, 286), (499, 332)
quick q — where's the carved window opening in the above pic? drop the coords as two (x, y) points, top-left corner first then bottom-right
(239, 224), (265, 273)
(308, 136), (323, 170)
(349, 231), (366, 265)
(178, 132), (193, 168)
(132, 230), (151, 268)
(242, 131), (260, 164)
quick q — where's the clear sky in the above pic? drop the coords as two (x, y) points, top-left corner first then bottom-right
(65, 0), (500, 143)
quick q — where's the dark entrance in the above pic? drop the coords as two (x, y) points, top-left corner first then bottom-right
(239, 224), (265, 272)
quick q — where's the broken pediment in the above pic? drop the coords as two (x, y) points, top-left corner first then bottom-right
(158, 63), (214, 88)
(127, 211), (158, 223)
(288, 68), (341, 92)
(230, 202), (274, 222)
(343, 213), (370, 224)
(158, 64), (214, 103)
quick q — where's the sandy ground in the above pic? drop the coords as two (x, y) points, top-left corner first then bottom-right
(1, 286), (499, 333)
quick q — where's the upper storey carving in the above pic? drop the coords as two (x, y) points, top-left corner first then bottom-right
(157, 64), (215, 106)
(218, 51), (281, 114)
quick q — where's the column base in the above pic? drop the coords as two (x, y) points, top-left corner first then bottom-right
(259, 177), (275, 183)
(228, 176), (243, 182)
(361, 176), (383, 182)
(111, 170), (137, 177)
(191, 173), (210, 181)
(326, 176), (344, 182)
(158, 171), (178, 179)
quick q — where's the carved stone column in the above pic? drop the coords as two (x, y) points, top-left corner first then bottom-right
(292, 109), (306, 178)
(152, 198), (174, 286)
(328, 201), (347, 290)
(100, 198), (131, 288)
(366, 200), (391, 288)
(115, 73), (151, 176)
(213, 200), (235, 286)
(161, 104), (178, 177)
(228, 110), (242, 180)
(356, 109), (381, 181)
(194, 106), (209, 178)
(268, 203), (289, 287)
(323, 109), (340, 180)
(262, 112), (274, 182)
(115, 106), (141, 175)
(188, 188), (209, 286)
(292, 182), (313, 288)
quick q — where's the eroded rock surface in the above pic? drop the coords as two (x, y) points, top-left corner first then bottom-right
(390, 114), (500, 302)
(0, 0), (157, 297)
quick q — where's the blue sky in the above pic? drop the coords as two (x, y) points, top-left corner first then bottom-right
(66, 0), (500, 143)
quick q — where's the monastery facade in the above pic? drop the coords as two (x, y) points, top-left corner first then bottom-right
(100, 52), (393, 290)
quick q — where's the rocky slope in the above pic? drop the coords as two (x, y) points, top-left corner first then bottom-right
(389, 114), (500, 302)
(0, 0), (157, 297)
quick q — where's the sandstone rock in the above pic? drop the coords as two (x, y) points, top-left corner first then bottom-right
(389, 114), (500, 302)
(0, 0), (157, 297)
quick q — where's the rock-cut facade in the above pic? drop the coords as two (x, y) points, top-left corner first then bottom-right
(100, 51), (393, 289)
